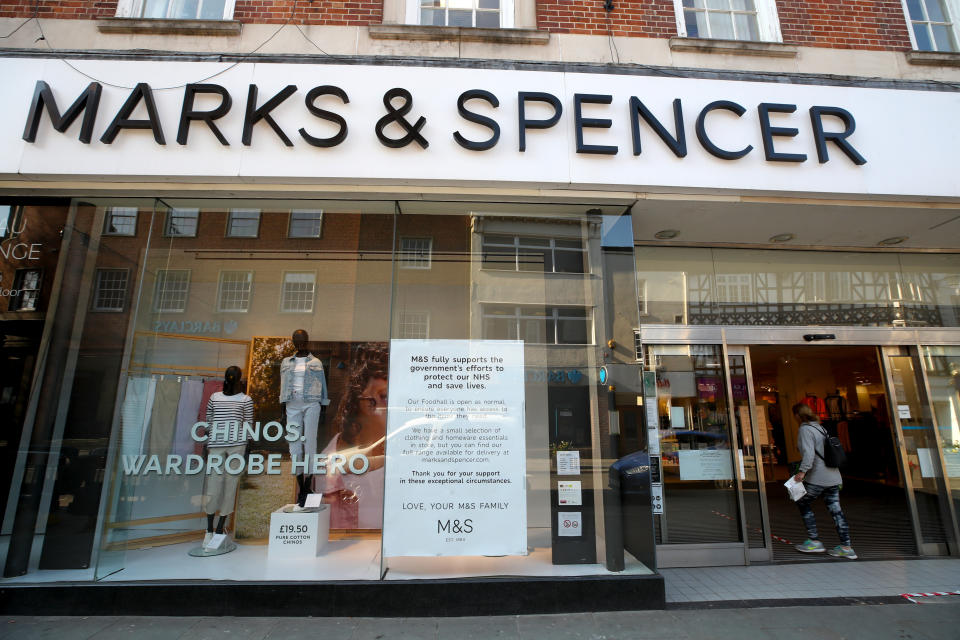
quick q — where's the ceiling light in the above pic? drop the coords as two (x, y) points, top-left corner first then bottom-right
(878, 236), (908, 246)
(654, 229), (680, 240)
(769, 233), (795, 243)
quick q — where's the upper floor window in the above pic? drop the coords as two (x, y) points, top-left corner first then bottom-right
(104, 207), (138, 237)
(280, 271), (316, 313)
(399, 237), (433, 269)
(398, 310), (430, 339)
(116, 0), (236, 20)
(288, 210), (324, 239)
(674, 0), (782, 42)
(482, 305), (593, 345)
(93, 269), (129, 312)
(218, 270), (253, 312)
(9, 269), (41, 311)
(165, 208), (199, 237)
(905, 0), (959, 51)
(226, 209), (260, 238)
(408, 0), (514, 28)
(153, 269), (191, 313)
(481, 235), (586, 274)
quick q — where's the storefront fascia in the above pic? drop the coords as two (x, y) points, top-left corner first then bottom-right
(1, 54), (959, 613)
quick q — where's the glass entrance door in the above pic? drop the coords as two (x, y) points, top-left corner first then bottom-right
(727, 346), (772, 562)
(647, 344), (747, 567)
(884, 346), (960, 556)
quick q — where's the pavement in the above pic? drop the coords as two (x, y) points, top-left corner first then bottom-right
(3, 602), (960, 640)
(3, 558), (959, 639)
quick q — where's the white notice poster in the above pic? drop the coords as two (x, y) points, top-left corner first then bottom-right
(383, 340), (526, 557)
(556, 450), (581, 476)
(558, 481), (582, 506)
(558, 512), (582, 537)
(678, 449), (734, 481)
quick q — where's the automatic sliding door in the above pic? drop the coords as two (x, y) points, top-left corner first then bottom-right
(884, 347), (958, 556)
(728, 347), (771, 561)
(648, 344), (745, 566)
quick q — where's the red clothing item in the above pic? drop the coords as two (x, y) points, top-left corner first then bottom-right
(801, 395), (827, 420)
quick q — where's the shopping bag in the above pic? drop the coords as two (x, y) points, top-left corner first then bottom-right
(784, 477), (807, 502)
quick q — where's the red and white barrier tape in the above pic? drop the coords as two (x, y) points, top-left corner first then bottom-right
(901, 591), (960, 603)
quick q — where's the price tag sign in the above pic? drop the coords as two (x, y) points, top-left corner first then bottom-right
(558, 512), (582, 537)
(268, 505), (330, 558)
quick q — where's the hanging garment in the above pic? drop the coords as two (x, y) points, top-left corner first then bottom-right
(172, 379), (204, 457)
(801, 394), (827, 420)
(825, 394), (847, 420)
(120, 376), (157, 456)
(147, 377), (181, 456)
(197, 379), (224, 423)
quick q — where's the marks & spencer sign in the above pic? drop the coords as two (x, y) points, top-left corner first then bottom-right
(1, 58), (958, 197)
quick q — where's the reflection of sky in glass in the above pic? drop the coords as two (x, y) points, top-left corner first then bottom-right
(601, 214), (633, 248)
(0, 205), (10, 237)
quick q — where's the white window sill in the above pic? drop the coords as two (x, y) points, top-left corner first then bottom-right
(905, 50), (960, 67)
(98, 18), (242, 36)
(369, 24), (549, 45)
(669, 37), (797, 58)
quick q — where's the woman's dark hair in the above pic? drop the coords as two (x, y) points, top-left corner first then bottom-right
(335, 343), (388, 446)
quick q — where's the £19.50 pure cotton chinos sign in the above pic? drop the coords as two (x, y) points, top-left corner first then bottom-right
(383, 340), (526, 557)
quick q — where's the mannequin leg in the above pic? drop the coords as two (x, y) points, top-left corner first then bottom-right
(298, 402), (321, 507)
(206, 513), (215, 533)
(299, 475), (312, 507)
(215, 515), (227, 535)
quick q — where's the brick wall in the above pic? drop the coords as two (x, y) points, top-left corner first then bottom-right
(0, 1), (117, 19)
(777, 0), (913, 51)
(0, 1), (916, 51)
(0, 0), (381, 26)
(536, 0), (677, 38)
(233, 0), (381, 26)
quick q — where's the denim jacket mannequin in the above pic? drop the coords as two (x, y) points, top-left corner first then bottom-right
(279, 354), (330, 405)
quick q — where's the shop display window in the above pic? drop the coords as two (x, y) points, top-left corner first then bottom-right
(1, 199), (653, 585)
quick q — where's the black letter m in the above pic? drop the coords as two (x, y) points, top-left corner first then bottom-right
(22, 81), (102, 144)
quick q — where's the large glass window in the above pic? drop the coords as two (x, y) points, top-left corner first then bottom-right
(137, 0), (231, 20)
(636, 247), (960, 327)
(420, 0), (502, 28)
(9, 269), (42, 311)
(1, 199), (647, 588)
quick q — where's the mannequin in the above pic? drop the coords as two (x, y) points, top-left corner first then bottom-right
(279, 329), (329, 508)
(197, 365), (253, 553)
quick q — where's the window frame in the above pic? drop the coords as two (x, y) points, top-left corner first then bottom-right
(9, 268), (43, 312)
(103, 207), (139, 237)
(398, 236), (434, 269)
(92, 268), (130, 313)
(405, 0), (514, 28)
(164, 208), (200, 238)
(398, 310), (431, 339)
(279, 270), (317, 314)
(115, 0), (237, 20)
(217, 269), (254, 313)
(226, 208), (261, 238)
(153, 269), (191, 313)
(672, 0), (783, 43)
(288, 209), (324, 239)
(481, 304), (594, 345)
(480, 234), (588, 275)
(901, 0), (960, 52)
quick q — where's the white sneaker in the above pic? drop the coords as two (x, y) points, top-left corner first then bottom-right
(203, 532), (213, 547)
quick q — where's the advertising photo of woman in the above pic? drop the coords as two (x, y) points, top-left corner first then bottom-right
(318, 343), (388, 529)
